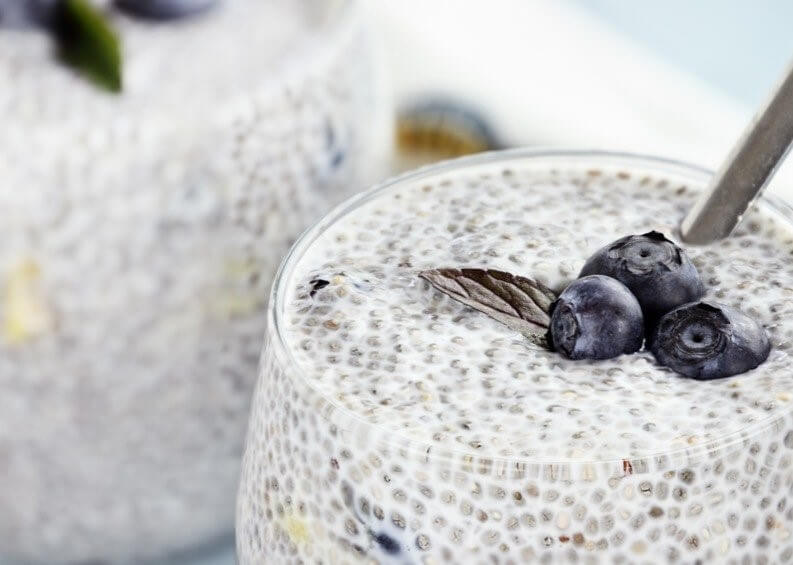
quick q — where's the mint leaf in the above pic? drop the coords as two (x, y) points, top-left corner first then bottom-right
(53, 0), (122, 93)
(419, 268), (557, 345)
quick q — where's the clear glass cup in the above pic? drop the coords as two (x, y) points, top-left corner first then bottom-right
(237, 149), (793, 564)
(0, 1), (388, 563)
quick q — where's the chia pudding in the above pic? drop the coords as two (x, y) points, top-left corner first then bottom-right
(237, 150), (793, 564)
(0, 1), (388, 563)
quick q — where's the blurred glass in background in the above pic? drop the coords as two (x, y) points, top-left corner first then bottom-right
(0, 1), (388, 563)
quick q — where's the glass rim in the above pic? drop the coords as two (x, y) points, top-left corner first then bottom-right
(265, 147), (793, 472)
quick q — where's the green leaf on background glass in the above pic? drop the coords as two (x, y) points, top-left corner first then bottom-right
(54, 0), (122, 93)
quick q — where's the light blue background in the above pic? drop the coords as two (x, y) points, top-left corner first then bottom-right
(575, 0), (793, 107)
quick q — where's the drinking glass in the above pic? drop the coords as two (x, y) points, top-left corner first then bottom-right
(238, 149), (793, 564)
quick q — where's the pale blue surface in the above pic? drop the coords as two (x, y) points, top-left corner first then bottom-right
(160, 537), (235, 565)
(180, 545), (234, 565)
(574, 0), (793, 106)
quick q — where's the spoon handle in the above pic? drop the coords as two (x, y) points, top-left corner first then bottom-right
(680, 63), (793, 244)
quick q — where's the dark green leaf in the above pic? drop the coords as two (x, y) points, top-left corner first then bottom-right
(54, 0), (122, 93)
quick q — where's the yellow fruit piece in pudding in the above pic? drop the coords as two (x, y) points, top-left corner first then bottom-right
(283, 515), (310, 546)
(2, 259), (53, 345)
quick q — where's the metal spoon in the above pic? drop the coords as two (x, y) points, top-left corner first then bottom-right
(680, 62), (793, 244)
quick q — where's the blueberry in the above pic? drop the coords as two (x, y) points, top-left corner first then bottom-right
(0, 0), (53, 28)
(116, 0), (217, 20)
(341, 481), (403, 557)
(648, 302), (770, 380)
(579, 231), (704, 321)
(548, 275), (644, 360)
(373, 531), (401, 555)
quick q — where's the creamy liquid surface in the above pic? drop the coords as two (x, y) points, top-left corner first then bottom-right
(282, 163), (793, 462)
